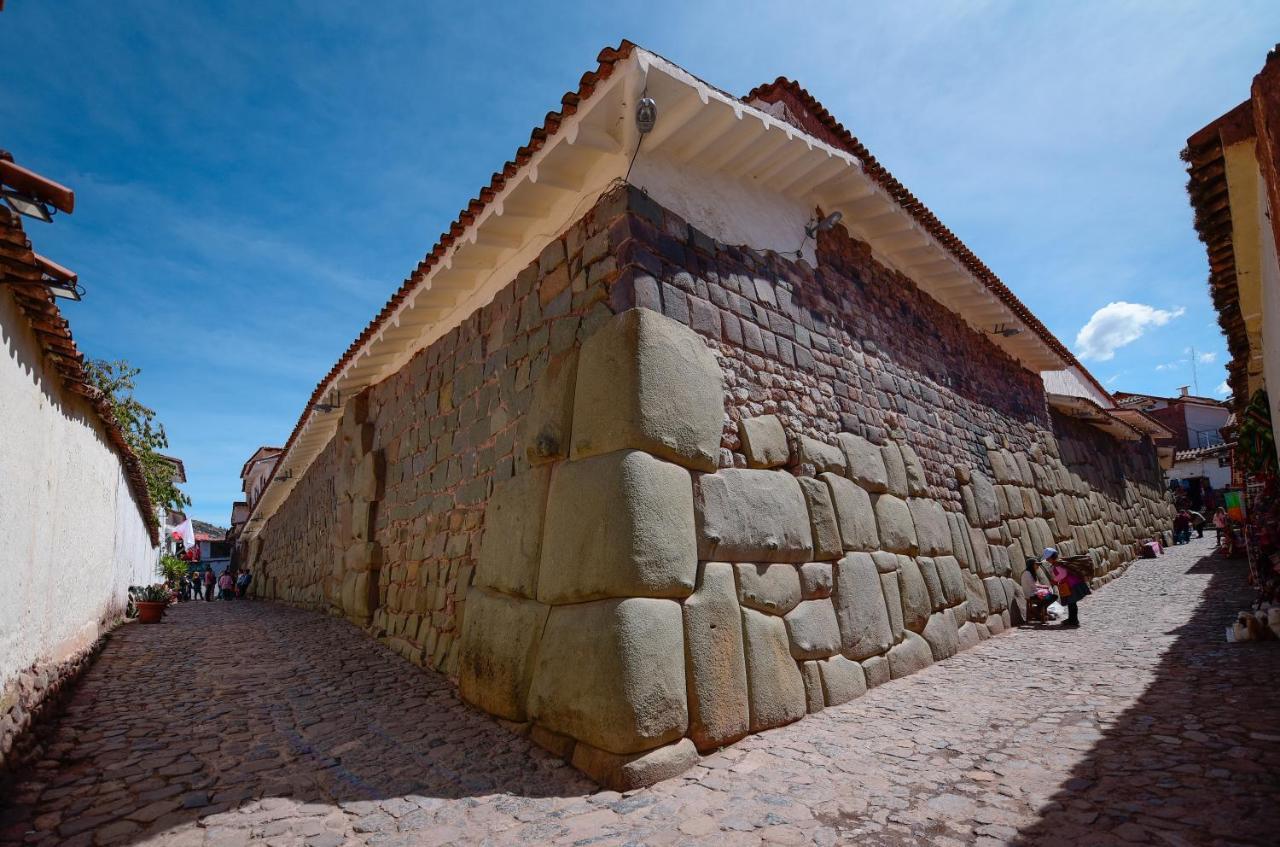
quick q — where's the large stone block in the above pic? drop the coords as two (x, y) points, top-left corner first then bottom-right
(739, 414), (789, 468)
(784, 599), (842, 660)
(797, 477), (843, 560)
(908, 499), (951, 556)
(823, 473), (877, 552)
(899, 443), (928, 496)
(916, 556), (947, 612)
(838, 433), (888, 493)
(798, 435), (846, 475)
(798, 562), (834, 599)
(523, 350), (578, 465)
(935, 555), (968, 607)
(741, 608), (807, 732)
(571, 738), (698, 791)
(528, 598), (687, 755)
(832, 553), (894, 660)
(734, 563), (801, 615)
(457, 588), (550, 721)
(801, 661), (825, 714)
(873, 494), (918, 554)
(539, 450), (696, 604)
(475, 465), (552, 598)
(967, 473), (1000, 527)
(881, 443), (910, 497)
(921, 609), (960, 661)
(963, 571), (990, 620)
(880, 571), (905, 641)
(819, 655), (867, 706)
(683, 563), (749, 752)
(887, 631), (934, 679)
(353, 450), (385, 501)
(572, 307), (724, 471)
(862, 655), (890, 688)
(339, 570), (378, 621)
(896, 556), (931, 633)
(697, 470), (814, 562)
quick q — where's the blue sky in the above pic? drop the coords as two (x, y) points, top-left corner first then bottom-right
(2, 2), (1274, 525)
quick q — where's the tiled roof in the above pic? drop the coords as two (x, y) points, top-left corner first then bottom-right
(0, 155), (158, 544)
(744, 78), (1115, 404)
(253, 41), (638, 528)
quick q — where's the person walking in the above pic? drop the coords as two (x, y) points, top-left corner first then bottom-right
(236, 569), (252, 599)
(203, 567), (215, 602)
(1213, 507), (1228, 544)
(1046, 547), (1090, 628)
(1173, 510), (1192, 545)
(218, 570), (234, 601)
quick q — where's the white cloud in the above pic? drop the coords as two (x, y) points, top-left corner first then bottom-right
(1216, 380), (1231, 397)
(1198, 351), (1217, 364)
(1154, 361), (1179, 371)
(1075, 301), (1185, 361)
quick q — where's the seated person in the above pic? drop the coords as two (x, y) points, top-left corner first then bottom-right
(1021, 557), (1055, 623)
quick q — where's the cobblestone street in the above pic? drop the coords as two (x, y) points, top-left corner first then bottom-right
(3, 535), (1278, 846)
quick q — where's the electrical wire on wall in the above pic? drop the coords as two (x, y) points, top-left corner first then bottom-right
(625, 93), (657, 187)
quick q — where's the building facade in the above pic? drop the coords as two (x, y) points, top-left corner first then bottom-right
(242, 44), (1172, 787)
(0, 154), (159, 772)
(1186, 46), (1280, 588)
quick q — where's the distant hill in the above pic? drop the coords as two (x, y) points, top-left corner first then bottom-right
(192, 519), (228, 541)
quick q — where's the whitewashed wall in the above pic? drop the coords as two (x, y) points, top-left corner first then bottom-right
(0, 291), (157, 688)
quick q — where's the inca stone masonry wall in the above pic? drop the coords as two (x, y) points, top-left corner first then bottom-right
(251, 185), (1172, 787)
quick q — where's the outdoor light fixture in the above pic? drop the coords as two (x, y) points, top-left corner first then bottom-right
(990, 323), (1022, 337)
(2, 187), (54, 223)
(805, 211), (843, 239)
(0, 253), (85, 301)
(636, 97), (658, 134)
(312, 389), (341, 413)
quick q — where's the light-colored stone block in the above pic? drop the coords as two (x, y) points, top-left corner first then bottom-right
(739, 414), (789, 468)
(457, 588), (550, 721)
(797, 477), (842, 560)
(741, 608), (807, 732)
(896, 556), (931, 633)
(823, 472), (878, 552)
(528, 597), (687, 755)
(798, 562), (834, 599)
(538, 450), (696, 604)
(683, 562), (749, 752)
(572, 307), (724, 471)
(571, 738), (698, 791)
(801, 661), (825, 714)
(798, 435), (846, 475)
(983, 576), (1008, 613)
(873, 494), (918, 554)
(881, 443), (910, 497)
(899, 443), (928, 496)
(832, 553), (894, 660)
(862, 655), (890, 688)
(697, 469), (814, 563)
(734, 563), (802, 615)
(968, 473), (1000, 527)
(837, 433), (888, 493)
(524, 350), (578, 464)
(935, 555), (968, 607)
(921, 609), (959, 661)
(908, 498), (951, 556)
(956, 621), (981, 651)
(352, 450), (385, 501)
(963, 571), (990, 620)
(871, 551), (900, 574)
(475, 465), (552, 598)
(819, 655), (867, 706)
(784, 599), (842, 660)
(887, 631), (934, 679)
(881, 571), (905, 641)
(916, 556), (947, 612)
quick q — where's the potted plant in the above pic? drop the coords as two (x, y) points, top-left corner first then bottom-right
(135, 584), (169, 624)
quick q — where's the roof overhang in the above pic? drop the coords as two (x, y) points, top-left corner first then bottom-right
(243, 44), (1078, 539)
(1047, 393), (1142, 441)
(1109, 408), (1176, 440)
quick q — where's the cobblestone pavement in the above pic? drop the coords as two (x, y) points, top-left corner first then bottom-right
(3, 536), (1279, 846)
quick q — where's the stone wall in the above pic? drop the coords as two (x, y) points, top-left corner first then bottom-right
(252, 186), (1172, 788)
(252, 186), (629, 676)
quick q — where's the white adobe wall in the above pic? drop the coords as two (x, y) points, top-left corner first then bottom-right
(0, 290), (157, 688)
(1258, 173), (1280, 468)
(1167, 456), (1233, 491)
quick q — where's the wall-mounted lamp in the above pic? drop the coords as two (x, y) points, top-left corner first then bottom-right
(990, 323), (1022, 338)
(312, 389), (341, 413)
(1, 253), (84, 300)
(805, 211), (843, 239)
(2, 187), (55, 222)
(636, 97), (658, 135)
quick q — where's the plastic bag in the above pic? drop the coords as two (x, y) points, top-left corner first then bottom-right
(1045, 601), (1067, 621)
